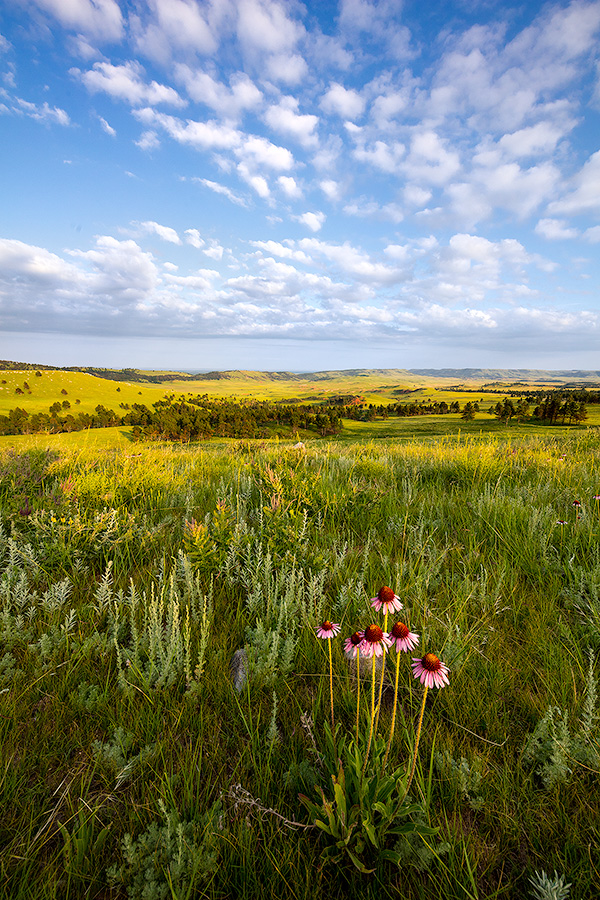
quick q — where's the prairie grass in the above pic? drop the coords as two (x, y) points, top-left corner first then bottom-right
(0, 430), (599, 898)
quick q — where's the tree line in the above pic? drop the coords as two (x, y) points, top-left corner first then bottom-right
(0, 396), (344, 439)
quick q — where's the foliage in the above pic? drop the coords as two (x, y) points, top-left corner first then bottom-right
(107, 799), (222, 900)
(529, 870), (571, 900)
(300, 724), (440, 873)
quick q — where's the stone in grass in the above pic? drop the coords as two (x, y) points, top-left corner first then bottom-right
(230, 649), (248, 692)
(347, 654), (385, 680)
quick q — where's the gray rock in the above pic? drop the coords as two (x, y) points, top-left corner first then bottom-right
(230, 648), (249, 692)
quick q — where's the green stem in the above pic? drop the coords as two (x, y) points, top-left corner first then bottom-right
(382, 650), (401, 773)
(362, 653), (377, 775)
(355, 646), (360, 745)
(373, 612), (388, 733)
(399, 685), (428, 805)
(328, 638), (335, 731)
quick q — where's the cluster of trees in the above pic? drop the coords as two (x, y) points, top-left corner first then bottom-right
(127, 396), (343, 440)
(0, 396), (343, 439)
(491, 396), (587, 424)
(0, 404), (122, 435)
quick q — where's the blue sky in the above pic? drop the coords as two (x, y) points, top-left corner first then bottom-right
(1, 0), (599, 372)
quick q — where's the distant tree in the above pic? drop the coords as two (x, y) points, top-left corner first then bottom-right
(35, 370), (42, 377)
(461, 402), (475, 421)
(61, 388), (68, 395)
(515, 399), (529, 422)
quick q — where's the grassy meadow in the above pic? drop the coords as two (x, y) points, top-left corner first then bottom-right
(1, 369), (599, 899)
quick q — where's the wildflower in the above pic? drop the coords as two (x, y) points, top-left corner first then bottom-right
(573, 500), (581, 507)
(557, 520), (567, 525)
(343, 631), (364, 658)
(361, 624), (391, 657)
(370, 585), (402, 614)
(388, 621), (419, 653)
(316, 620), (340, 640)
(411, 653), (449, 689)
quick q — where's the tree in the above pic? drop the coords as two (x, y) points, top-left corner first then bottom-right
(461, 402), (475, 421)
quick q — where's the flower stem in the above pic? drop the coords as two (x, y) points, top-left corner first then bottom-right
(328, 638), (335, 731)
(355, 646), (360, 745)
(373, 612), (388, 733)
(399, 685), (428, 804)
(362, 653), (377, 775)
(382, 650), (401, 773)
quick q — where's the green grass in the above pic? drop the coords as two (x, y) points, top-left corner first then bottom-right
(1, 426), (599, 899)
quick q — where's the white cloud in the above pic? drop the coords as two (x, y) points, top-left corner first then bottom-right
(236, 0), (304, 55)
(138, 221), (182, 244)
(548, 149), (600, 216)
(193, 178), (248, 206)
(202, 240), (225, 260)
(319, 179), (341, 201)
(237, 163), (270, 197)
(16, 98), (70, 126)
(266, 53), (308, 85)
(98, 115), (116, 136)
(320, 82), (365, 119)
(74, 61), (186, 107)
(535, 218), (579, 240)
(353, 139), (405, 173)
(584, 225), (600, 242)
(299, 238), (404, 284)
(404, 130), (460, 186)
(498, 120), (571, 159)
(174, 65), (262, 118)
(31, 0), (124, 41)
(296, 211), (326, 232)
(343, 199), (404, 223)
(151, 0), (216, 51)
(250, 240), (309, 262)
(134, 108), (241, 150)
(236, 134), (294, 170)
(135, 130), (160, 151)
(277, 176), (302, 198)
(264, 96), (318, 148)
(184, 229), (205, 249)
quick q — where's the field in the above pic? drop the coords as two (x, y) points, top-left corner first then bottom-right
(1, 369), (599, 899)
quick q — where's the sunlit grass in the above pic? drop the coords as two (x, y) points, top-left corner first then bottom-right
(1, 430), (599, 898)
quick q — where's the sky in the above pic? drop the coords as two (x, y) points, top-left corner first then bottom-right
(1, 0), (600, 373)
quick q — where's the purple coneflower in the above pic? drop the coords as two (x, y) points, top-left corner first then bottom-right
(411, 653), (449, 689)
(343, 631), (363, 658)
(370, 585), (403, 614)
(316, 620), (340, 640)
(388, 621), (419, 654)
(361, 624), (391, 657)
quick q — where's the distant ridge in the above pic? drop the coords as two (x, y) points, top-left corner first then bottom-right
(408, 368), (600, 383)
(2, 360), (600, 386)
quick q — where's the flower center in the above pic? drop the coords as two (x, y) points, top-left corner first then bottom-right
(364, 624), (383, 643)
(378, 586), (395, 603)
(422, 653), (441, 672)
(391, 622), (409, 639)
(350, 631), (362, 646)
(321, 620), (333, 631)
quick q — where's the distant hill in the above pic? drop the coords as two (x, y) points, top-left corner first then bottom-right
(408, 368), (600, 384)
(2, 360), (600, 388)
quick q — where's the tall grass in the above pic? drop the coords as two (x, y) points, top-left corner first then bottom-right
(0, 431), (599, 898)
